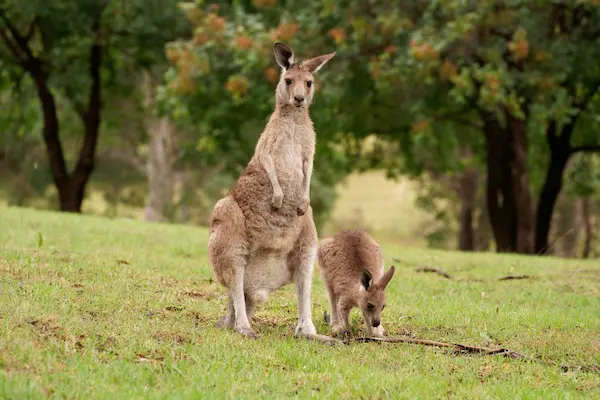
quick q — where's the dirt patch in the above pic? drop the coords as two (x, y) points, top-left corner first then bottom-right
(152, 331), (190, 344)
(95, 335), (117, 353)
(187, 311), (211, 326)
(181, 290), (216, 300)
(136, 352), (164, 365)
(27, 318), (67, 341)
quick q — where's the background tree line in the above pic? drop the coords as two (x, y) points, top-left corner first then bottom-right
(1, 0), (599, 257)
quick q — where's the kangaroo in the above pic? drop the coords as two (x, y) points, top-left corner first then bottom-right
(318, 230), (396, 338)
(208, 43), (336, 338)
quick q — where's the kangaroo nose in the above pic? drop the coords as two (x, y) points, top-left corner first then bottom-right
(294, 95), (304, 102)
(372, 320), (380, 328)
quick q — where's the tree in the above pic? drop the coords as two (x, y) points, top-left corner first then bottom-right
(336, 0), (600, 253)
(0, 0), (188, 212)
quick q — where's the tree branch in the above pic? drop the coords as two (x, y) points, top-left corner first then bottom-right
(0, 9), (38, 68)
(72, 13), (104, 193)
(24, 16), (38, 43)
(572, 145), (600, 154)
(0, 27), (24, 65)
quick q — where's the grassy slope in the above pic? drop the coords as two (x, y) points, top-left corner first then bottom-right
(0, 206), (599, 399)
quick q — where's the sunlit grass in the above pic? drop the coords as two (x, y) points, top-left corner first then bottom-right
(1, 206), (599, 399)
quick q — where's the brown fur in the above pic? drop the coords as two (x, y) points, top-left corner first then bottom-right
(318, 230), (396, 338)
(208, 43), (335, 338)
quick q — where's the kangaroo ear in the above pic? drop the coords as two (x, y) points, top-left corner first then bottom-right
(274, 42), (295, 70)
(301, 51), (336, 73)
(360, 268), (373, 291)
(377, 266), (396, 289)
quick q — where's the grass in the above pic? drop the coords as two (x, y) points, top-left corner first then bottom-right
(0, 206), (599, 399)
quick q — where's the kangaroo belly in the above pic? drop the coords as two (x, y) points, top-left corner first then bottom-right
(244, 249), (293, 295)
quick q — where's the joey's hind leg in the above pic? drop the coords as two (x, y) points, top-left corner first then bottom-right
(326, 288), (343, 335)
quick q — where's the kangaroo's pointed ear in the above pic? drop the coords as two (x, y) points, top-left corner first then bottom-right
(377, 266), (395, 289)
(274, 42), (295, 70)
(360, 268), (373, 291)
(301, 51), (336, 73)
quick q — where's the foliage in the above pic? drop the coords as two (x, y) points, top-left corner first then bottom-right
(160, 1), (364, 229)
(0, 0), (190, 211)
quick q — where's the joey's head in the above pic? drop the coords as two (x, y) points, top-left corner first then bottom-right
(273, 42), (336, 109)
(358, 266), (396, 328)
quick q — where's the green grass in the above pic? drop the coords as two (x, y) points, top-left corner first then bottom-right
(1, 206), (599, 399)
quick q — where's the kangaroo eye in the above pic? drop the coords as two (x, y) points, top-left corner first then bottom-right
(285, 78), (292, 85)
(306, 80), (313, 88)
(382, 305), (386, 310)
(367, 303), (375, 310)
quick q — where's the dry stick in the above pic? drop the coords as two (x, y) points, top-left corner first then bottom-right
(415, 266), (453, 280)
(498, 275), (531, 281)
(347, 336), (600, 373)
(301, 333), (599, 373)
(301, 333), (343, 346)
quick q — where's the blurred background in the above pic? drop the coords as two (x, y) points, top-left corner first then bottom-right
(1, 0), (599, 258)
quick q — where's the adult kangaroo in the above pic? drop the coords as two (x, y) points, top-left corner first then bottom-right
(208, 42), (336, 338)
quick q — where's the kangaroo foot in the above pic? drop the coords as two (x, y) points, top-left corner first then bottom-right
(235, 324), (257, 339)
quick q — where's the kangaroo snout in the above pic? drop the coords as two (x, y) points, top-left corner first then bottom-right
(293, 95), (305, 106)
(372, 319), (381, 328)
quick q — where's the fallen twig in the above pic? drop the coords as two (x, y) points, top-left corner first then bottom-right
(415, 266), (453, 280)
(346, 336), (599, 373)
(350, 336), (523, 357)
(498, 275), (531, 281)
(300, 333), (342, 346)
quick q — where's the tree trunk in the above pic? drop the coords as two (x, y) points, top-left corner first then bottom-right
(475, 207), (492, 251)
(581, 197), (592, 259)
(69, 39), (103, 212)
(29, 24), (102, 213)
(534, 136), (572, 254)
(31, 73), (74, 210)
(144, 117), (179, 221)
(481, 113), (534, 254)
(483, 115), (517, 252)
(508, 114), (534, 254)
(143, 72), (180, 222)
(458, 167), (477, 251)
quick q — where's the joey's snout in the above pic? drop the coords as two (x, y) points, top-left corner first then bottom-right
(371, 319), (381, 328)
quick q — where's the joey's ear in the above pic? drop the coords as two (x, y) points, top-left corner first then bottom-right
(274, 42), (295, 70)
(360, 268), (373, 291)
(301, 51), (336, 73)
(377, 266), (396, 289)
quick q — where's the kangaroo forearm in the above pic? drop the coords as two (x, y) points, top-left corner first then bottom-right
(261, 155), (282, 193)
(302, 159), (313, 198)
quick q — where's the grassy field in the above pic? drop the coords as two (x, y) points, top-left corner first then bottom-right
(1, 206), (599, 399)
